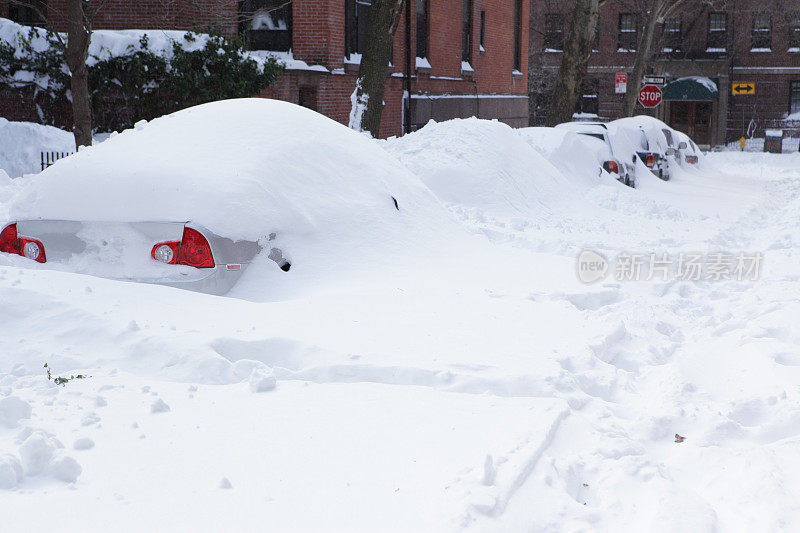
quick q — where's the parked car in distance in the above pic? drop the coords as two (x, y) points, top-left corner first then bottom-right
(554, 122), (635, 187)
(674, 130), (701, 166)
(612, 116), (678, 181)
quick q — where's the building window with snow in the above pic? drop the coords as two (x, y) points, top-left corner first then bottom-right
(791, 82), (800, 116)
(789, 13), (800, 52)
(575, 78), (599, 117)
(8, 0), (47, 27)
(416, 0), (429, 60)
(544, 13), (565, 52)
(618, 13), (639, 52)
(707, 12), (727, 53)
(462, 0), (473, 63)
(345, 0), (371, 59)
(239, 0), (292, 52)
(751, 12), (771, 52)
(662, 18), (682, 53)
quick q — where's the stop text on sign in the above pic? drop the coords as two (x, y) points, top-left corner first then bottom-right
(638, 84), (662, 109)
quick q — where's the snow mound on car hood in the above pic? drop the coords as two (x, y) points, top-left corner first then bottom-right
(7, 99), (465, 285)
(383, 118), (595, 219)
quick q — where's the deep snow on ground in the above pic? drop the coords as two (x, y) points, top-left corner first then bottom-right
(0, 118), (75, 178)
(2, 111), (800, 531)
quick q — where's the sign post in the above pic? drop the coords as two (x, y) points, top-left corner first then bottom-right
(638, 84), (663, 109)
(615, 72), (628, 94)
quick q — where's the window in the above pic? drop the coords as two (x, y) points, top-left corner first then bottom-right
(618, 13), (639, 52)
(513, 0), (522, 70)
(544, 13), (564, 51)
(575, 78), (599, 116)
(791, 82), (800, 116)
(299, 87), (318, 112)
(791, 13), (800, 51)
(462, 0), (473, 63)
(345, 0), (371, 58)
(480, 11), (486, 50)
(663, 18), (682, 52)
(239, 0), (292, 52)
(9, 0), (46, 27)
(751, 12), (771, 51)
(707, 12), (727, 52)
(416, 0), (428, 59)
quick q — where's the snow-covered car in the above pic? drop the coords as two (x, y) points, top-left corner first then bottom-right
(674, 130), (702, 166)
(0, 99), (448, 295)
(611, 116), (675, 181)
(554, 122), (635, 187)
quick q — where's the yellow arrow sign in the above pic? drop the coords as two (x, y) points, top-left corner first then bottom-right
(732, 83), (755, 95)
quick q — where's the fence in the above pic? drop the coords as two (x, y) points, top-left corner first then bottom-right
(41, 151), (74, 171)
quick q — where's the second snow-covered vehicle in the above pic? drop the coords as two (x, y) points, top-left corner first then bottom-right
(554, 122), (636, 187)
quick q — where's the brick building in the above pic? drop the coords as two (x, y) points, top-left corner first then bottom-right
(529, 0), (800, 148)
(1, 0), (530, 138)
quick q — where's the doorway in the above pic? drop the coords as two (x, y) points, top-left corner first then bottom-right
(669, 102), (712, 145)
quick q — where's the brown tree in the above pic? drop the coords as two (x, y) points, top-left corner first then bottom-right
(619, 0), (694, 117)
(545, 0), (600, 127)
(348, 0), (406, 137)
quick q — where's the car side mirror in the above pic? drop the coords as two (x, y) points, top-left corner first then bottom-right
(678, 142), (688, 149)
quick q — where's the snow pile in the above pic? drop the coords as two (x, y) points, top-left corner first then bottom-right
(384, 118), (593, 219)
(0, 118), (74, 178)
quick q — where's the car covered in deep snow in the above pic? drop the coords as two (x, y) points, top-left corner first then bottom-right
(0, 99), (453, 295)
(611, 116), (676, 181)
(554, 122), (636, 187)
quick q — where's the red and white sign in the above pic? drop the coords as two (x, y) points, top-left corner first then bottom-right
(638, 84), (663, 108)
(615, 72), (627, 94)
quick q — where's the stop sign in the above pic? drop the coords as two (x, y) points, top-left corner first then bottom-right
(638, 84), (662, 108)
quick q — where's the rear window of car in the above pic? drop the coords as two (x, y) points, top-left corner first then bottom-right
(662, 129), (675, 147)
(578, 132), (606, 142)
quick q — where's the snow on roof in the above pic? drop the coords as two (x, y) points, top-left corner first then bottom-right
(7, 99), (462, 279)
(673, 76), (718, 93)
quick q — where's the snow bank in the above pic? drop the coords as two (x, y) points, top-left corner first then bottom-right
(0, 118), (74, 178)
(383, 118), (591, 219)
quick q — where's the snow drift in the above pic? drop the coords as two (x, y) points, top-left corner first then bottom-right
(0, 118), (74, 178)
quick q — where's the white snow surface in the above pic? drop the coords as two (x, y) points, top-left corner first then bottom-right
(0, 118), (75, 178)
(3, 110), (800, 531)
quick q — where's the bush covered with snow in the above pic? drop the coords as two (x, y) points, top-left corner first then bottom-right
(0, 18), (283, 132)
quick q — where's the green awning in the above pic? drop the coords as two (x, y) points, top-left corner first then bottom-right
(662, 77), (719, 102)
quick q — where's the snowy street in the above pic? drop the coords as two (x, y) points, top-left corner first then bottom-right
(2, 131), (800, 532)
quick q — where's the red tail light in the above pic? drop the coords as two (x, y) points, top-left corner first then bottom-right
(0, 223), (20, 255)
(646, 155), (655, 168)
(0, 223), (46, 263)
(686, 155), (698, 164)
(151, 227), (215, 269)
(604, 160), (619, 174)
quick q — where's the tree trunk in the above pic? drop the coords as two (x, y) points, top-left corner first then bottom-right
(620, 2), (662, 117)
(545, 0), (599, 127)
(65, 0), (92, 148)
(349, 0), (405, 137)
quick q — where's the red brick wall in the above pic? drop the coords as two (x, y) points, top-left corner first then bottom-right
(0, 0), (530, 137)
(1, 0), (237, 36)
